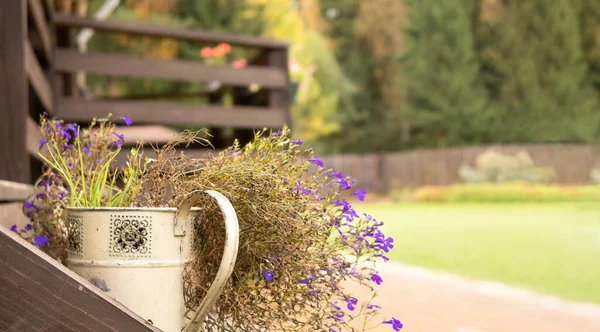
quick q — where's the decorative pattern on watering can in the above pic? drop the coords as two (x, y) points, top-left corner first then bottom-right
(108, 214), (152, 257)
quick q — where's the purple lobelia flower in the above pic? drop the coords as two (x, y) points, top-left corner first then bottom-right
(308, 155), (325, 168)
(384, 317), (403, 331)
(120, 116), (132, 126)
(371, 272), (383, 285)
(346, 298), (358, 311)
(292, 181), (311, 195)
(352, 189), (367, 202)
(34, 234), (49, 247)
(263, 270), (274, 282)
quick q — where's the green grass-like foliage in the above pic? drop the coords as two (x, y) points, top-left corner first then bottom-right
(37, 114), (146, 207)
(409, 183), (600, 203)
(368, 203), (600, 304)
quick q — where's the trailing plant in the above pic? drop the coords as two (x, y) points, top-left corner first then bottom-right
(15, 115), (402, 331)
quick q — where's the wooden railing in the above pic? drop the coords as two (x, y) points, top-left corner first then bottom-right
(0, 1), (290, 329)
(0, 0), (291, 186)
(51, 13), (290, 145)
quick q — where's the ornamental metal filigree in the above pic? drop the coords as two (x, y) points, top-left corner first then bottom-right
(109, 215), (152, 256)
(68, 215), (84, 255)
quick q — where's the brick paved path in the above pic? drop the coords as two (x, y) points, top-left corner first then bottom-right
(343, 263), (600, 332)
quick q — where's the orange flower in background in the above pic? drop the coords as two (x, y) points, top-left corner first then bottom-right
(200, 47), (213, 58)
(213, 47), (226, 58)
(217, 42), (231, 54)
(213, 43), (232, 58)
(232, 59), (247, 69)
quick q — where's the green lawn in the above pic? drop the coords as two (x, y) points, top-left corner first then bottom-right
(360, 203), (600, 304)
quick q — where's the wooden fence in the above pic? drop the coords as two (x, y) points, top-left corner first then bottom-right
(321, 144), (600, 193)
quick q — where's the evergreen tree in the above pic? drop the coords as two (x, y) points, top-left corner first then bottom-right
(319, 0), (387, 153)
(355, 0), (409, 150)
(481, 0), (599, 143)
(399, 0), (490, 147)
(578, 0), (600, 91)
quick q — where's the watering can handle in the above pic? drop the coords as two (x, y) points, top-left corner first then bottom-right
(174, 190), (239, 332)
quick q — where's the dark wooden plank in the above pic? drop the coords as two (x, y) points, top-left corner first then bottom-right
(27, 0), (52, 62)
(0, 180), (34, 202)
(57, 98), (287, 128)
(25, 41), (53, 113)
(42, 0), (54, 17)
(268, 48), (291, 127)
(54, 15), (75, 100)
(0, 0), (30, 183)
(54, 48), (288, 89)
(53, 14), (288, 49)
(0, 226), (162, 332)
(26, 115), (44, 160)
(107, 90), (213, 101)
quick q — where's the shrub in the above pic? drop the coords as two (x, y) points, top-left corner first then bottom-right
(410, 183), (600, 203)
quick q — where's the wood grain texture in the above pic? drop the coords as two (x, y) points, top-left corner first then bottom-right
(0, 226), (163, 332)
(27, 0), (52, 62)
(54, 48), (288, 89)
(25, 41), (53, 113)
(268, 48), (291, 128)
(56, 98), (286, 128)
(0, 0), (30, 183)
(53, 14), (288, 49)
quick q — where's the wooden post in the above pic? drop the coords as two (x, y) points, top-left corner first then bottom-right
(0, 0), (29, 183)
(268, 48), (291, 129)
(54, 1), (75, 100)
(207, 90), (228, 149)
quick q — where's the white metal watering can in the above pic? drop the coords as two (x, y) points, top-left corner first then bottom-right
(65, 190), (239, 332)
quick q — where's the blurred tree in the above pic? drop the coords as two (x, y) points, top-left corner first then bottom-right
(299, 0), (329, 35)
(577, 0), (600, 91)
(399, 0), (490, 147)
(354, 0), (409, 149)
(175, 0), (263, 33)
(175, 0), (265, 60)
(243, 0), (355, 147)
(318, 0), (387, 153)
(479, 0), (600, 143)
